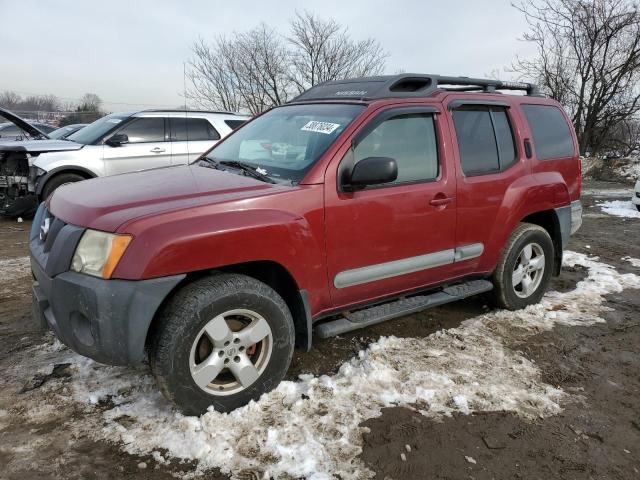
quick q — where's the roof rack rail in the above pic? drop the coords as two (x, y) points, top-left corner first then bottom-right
(289, 73), (541, 103)
(139, 109), (240, 115)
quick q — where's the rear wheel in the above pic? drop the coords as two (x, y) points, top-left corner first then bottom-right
(491, 223), (554, 310)
(41, 172), (86, 201)
(148, 273), (295, 415)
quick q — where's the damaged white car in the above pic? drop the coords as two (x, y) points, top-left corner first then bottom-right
(0, 108), (248, 217)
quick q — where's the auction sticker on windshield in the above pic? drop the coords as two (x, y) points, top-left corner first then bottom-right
(301, 121), (341, 135)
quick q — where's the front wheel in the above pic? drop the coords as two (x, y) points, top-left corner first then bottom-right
(41, 172), (86, 201)
(148, 274), (295, 415)
(491, 223), (554, 310)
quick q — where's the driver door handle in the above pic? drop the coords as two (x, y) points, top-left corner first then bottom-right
(150, 147), (166, 153)
(429, 194), (454, 207)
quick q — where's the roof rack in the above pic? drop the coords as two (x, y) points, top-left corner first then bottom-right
(289, 73), (541, 103)
(140, 109), (240, 115)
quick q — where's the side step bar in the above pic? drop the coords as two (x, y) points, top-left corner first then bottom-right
(314, 279), (493, 339)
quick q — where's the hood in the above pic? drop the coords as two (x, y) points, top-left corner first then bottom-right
(0, 139), (83, 154)
(0, 107), (49, 139)
(48, 165), (291, 232)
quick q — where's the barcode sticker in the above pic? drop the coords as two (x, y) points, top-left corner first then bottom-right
(301, 121), (341, 135)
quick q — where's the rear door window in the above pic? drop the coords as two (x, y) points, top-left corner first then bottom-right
(452, 106), (517, 176)
(170, 118), (220, 141)
(521, 104), (575, 160)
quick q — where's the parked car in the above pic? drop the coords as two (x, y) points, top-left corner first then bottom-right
(633, 179), (640, 211)
(48, 123), (88, 140)
(0, 117), (54, 141)
(30, 74), (582, 415)
(0, 109), (249, 216)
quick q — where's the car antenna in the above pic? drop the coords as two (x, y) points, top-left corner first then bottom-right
(183, 61), (189, 158)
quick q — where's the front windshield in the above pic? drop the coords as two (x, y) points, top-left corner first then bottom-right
(203, 103), (365, 183)
(49, 125), (77, 139)
(66, 114), (128, 145)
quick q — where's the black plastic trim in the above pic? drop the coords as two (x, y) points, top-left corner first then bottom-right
(35, 165), (97, 196)
(296, 289), (313, 351)
(448, 99), (510, 109)
(30, 255), (186, 366)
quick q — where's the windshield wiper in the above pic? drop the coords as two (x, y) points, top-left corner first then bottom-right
(200, 158), (276, 184)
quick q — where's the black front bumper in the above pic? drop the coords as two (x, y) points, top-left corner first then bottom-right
(29, 204), (185, 365)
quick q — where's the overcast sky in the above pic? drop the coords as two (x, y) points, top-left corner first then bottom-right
(0, 0), (537, 111)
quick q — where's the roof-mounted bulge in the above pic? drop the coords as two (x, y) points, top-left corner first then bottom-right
(289, 74), (541, 103)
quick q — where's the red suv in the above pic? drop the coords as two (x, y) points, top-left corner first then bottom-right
(30, 74), (582, 414)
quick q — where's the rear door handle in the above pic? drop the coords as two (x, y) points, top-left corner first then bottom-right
(150, 147), (166, 153)
(429, 195), (454, 207)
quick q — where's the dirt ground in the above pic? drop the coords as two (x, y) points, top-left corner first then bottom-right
(1, 180), (639, 479)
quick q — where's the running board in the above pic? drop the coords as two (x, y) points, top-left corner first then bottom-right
(314, 279), (493, 339)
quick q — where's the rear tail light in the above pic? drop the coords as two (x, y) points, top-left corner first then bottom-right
(577, 157), (582, 197)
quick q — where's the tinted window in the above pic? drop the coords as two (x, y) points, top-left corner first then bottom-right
(117, 117), (165, 143)
(225, 119), (246, 130)
(171, 118), (220, 141)
(354, 113), (439, 184)
(452, 107), (517, 175)
(522, 104), (575, 160)
(492, 109), (517, 168)
(453, 108), (500, 175)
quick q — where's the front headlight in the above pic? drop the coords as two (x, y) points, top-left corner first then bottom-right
(71, 229), (132, 279)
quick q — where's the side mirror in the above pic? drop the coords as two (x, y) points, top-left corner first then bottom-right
(105, 133), (129, 147)
(344, 156), (398, 190)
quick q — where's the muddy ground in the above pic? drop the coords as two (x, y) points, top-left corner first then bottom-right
(0, 180), (639, 479)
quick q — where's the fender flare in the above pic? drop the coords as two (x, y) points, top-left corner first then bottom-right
(35, 166), (98, 196)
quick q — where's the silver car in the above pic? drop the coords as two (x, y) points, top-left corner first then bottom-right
(0, 109), (248, 216)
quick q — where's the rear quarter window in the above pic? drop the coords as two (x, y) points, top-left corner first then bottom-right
(522, 104), (575, 160)
(225, 119), (246, 130)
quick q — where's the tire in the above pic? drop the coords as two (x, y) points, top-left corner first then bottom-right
(41, 173), (85, 201)
(491, 223), (554, 310)
(148, 273), (295, 415)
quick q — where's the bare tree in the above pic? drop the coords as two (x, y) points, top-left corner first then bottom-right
(605, 117), (640, 155)
(78, 93), (102, 112)
(287, 11), (388, 93)
(232, 24), (292, 114)
(186, 13), (388, 114)
(0, 91), (22, 110)
(187, 38), (244, 113)
(512, 0), (640, 155)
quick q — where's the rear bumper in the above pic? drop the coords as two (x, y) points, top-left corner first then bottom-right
(31, 247), (185, 366)
(570, 200), (582, 235)
(555, 200), (582, 248)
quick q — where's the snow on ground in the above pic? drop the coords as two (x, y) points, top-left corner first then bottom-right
(0, 256), (30, 282)
(582, 187), (632, 198)
(0, 256), (30, 296)
(7, 252), (640, 479)
(622, 256), (640, 268)
(598, 200), (640, 219)
(616, 158), (640, 179)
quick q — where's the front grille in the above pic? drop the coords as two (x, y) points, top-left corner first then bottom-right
(30, 204), (85, 277)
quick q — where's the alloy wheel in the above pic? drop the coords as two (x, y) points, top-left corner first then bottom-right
(189, 309), (273, 396)
(511, 242), (545, 298)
